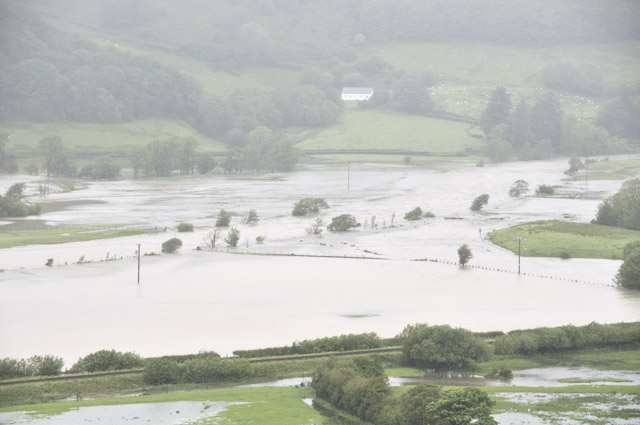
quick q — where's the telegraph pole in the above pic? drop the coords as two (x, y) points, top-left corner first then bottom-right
(137, 244), (141, 284)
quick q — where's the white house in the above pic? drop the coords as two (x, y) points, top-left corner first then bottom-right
(341, 87), (373, 101)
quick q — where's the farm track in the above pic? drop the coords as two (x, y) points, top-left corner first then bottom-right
(0, 347), (402, 387)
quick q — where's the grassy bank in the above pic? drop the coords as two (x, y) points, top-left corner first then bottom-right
(488, 221), (640, 259)
(0, 225), (159, 249)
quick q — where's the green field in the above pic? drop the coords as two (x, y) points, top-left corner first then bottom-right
(488, 221), (640, 259)
(297, 109), (481, 154)
(0, 226), (158, 249)
(5, 120), (225, 157)
(566, 158), (640, 181)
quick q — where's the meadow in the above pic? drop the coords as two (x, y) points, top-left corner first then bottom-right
(488, 221), (640, 259)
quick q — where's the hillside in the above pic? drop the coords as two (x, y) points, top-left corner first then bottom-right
(1, 0), (639, 167)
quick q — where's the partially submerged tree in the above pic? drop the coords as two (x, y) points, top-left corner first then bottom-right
(404, 207), (423, 221)
(509, 180), (529, 197)
(536, 184), (555, 195)
(458, 244), (473, 266)
(327, 214), (360, 232)
(306, 217), (325, 235)
(177, 222), (194, 232)
(161, 238), (182, 253)
(202, 229), (221, 249)
(215, 209), (231, 227)
(225, 227), (240, 247)
(594, 178), (640, 230)
(292, 197), (329, 216)
(615, 242), (640, 289)
(470, 194), (489, 211)
(242, 209), (259, 224)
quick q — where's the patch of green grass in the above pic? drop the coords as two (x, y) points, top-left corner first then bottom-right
(5, 120), (225, 157)
(0, 387), (321, 425)
(296, 109), (482, 154)
(566, 158), (640, 181)
(0, 226), (159, 249)
(488, 220), (640, 259)
(385, 367), (424, 378)
(557, 377), (632, 384)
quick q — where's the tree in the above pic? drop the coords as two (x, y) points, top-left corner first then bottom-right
(292, 197), (329, 216)
(392, 72), (434, 114)
(0, 130), (17, 173)
(178, 137), (198, 174)
(161, 238), (182, 253)
(615, 243), (640, 289)
(404, 207), (423, 221)
(242, 209), (259, 224)
(509, 180), (529, 197)
(70, 349), (143, 373)
(423, 387), (497, 425)
(536, 184), (555, 195)
(177, 222), (194, 232)
(306, 217), (325, 235)
(594, 178), (640, 230)
(400, 384), (441, 425)
(203, 229), (221, 250)
(470, 194), (489, 211)
(328, 214), (361, 232)
(479, 86), (512, 135)
(216, 209), (231, 227)
(485, 124), (514, 162)
(567, 157), (584, 174)
(143, 358), (179, 385)
(5, 182), (26, 199)
(225, 227), (240, 247)
(458, 244), (473, 266)
(197, 152), (217, 174)
(39, 135), (75, 179)
(530, 92), (564, 151)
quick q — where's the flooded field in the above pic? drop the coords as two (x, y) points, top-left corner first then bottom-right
(1, 158), (639, 363)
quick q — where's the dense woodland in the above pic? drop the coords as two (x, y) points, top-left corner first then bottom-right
(0, 0), (639, 177)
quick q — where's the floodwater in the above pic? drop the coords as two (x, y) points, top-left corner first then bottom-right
(1, 158), (639, 363)
(0, 401), (241, 425)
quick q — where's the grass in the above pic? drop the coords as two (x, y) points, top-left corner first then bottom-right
(566, 158), (640, 181)
(488, 220), (640, 259)
(296, 109), (482, 154)
(557, 378), (632, 383)
(0, 387), (322, 425)
(385, 367), (424, 378)
(4, 120), (226, 157)
(0, 225), (159, 249)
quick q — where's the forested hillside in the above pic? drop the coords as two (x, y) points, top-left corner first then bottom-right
(1, 0), (639, 166)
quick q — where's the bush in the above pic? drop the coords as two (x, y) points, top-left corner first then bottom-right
(215, 209), (231, 227)
(143, 358), (180, 385)
(225, 227), (240, 247)
(470, 194), (489, 211)
(457, 244), (473, 266)
(509, 180), (529, 197)
(176, 222), (194, 232)
(70, 349), (144, 373)
(400, 324), (489, 369)
(0, 355), (64, 379)
(536, 184), (555, 195)
(161, 238), (182, 253)
(292, 197), (329, 216)
(423, 211), (435, 218)
(616, 246), (640, 289)
(327, 214), (360, 232)
(404, 207), (423, 221)
(594, 178), (640, 230)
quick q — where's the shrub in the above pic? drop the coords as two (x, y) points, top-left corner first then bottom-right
(70, 349), (144, 373)
(536, 184), (555, 195)
(404, 207), (423, 221)
(143, 358), (180, 385)
(509, 180), (529, 197)
(423, 211), (435, 218)
(161, 238), (182, 253)
(177, 222), (194, 232)
(559, 251), (571, 259)
(215, 209), (231, 227)
(292, 197), (329, 216)
(458, 244), (473, 266)
(225, 227), (240, 247)
(470, 194), (489, 211)
(327, 214), (361, 232)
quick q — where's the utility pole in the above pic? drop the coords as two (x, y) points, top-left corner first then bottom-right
(517, 237), (523, 275)
(137, 244), (141, 284)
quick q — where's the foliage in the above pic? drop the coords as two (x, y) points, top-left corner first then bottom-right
(176, 222), (194, 232)
(0, 130), (18, 173)
(202, 229), (221, 250)
(306, 217), (325, 236)
(597, 94), (640, 141)
(400, 324), (489, 369)
(143, 358), (180, 385)
(457, 244), (473, 266)
(215, 209), (231, 227)
(0, 195), (40, 217)
(0, 355), (64, 379)
(327, 214), (361, 232)
(233, 333), (383, 358)
(292, 197), (329, 217)
(161, 238), (182, 253)
(404, 207), (423, 221)
(224, 227), (240, 247)
(493, 322), (640, 355)
(470, 194), (489, 211)
(391, 72), (434, 115)
(479, 86), (511, 135)
(567, 157), (585, 174)
(78, 157), (121, 179)
(39, 135), (75, 177)
(5, 183), (25, 199)
(536, 184), (555, 195)
(400, 384), (441, 425)
(615, 245), (640, 289)
(423, 387), (496, 425)
(70, 349), (143, 373)
(594, 178), (640, 230)
(509, 180), (529, 197)
(485, 124), (514, 162)
(196, 152), (216, 174)
(242, 209), (259, 224)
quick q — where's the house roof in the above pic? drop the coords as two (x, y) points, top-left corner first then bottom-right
(342, 87), (373, 95)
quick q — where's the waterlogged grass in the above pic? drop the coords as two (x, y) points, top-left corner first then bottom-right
(0, 226), (159, 249)
(0, 387), (321, 425)
(488, 221), (640, 259)
(297, 109), (481, 154)
(566, 158), (640, 181)
(557, 377), (632, 384)
(385, 367), (423, 378)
